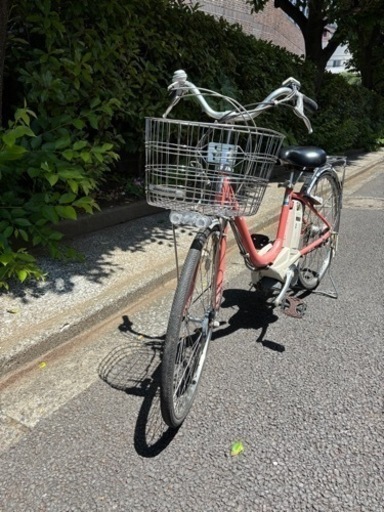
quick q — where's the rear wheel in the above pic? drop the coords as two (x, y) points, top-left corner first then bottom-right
(298, 172), (341, 290)
(161, 224), (224, 428)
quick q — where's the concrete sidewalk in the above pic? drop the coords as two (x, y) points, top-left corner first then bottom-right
(0, 150), (383, 380)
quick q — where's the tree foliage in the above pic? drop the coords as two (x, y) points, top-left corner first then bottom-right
(0, 103), (118, 288)
(248, 0), (384, 91)
(0, 0), (9, 125)
(248, 1), (342, 78)
(338, 0), (384, 94)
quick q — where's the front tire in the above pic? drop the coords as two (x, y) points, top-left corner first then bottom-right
(161, 224), (223, 428)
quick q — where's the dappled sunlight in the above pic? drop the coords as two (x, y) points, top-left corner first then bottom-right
(0, 210), (195, 341)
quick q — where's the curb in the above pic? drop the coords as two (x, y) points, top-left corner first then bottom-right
(0, 266), (177, 382)
(1, 152), (382, 381)
(58, 200), (162, 239)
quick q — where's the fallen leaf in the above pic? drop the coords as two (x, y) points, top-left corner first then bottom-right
(230, 440), (244, 456)
(7, 308), (20, 314)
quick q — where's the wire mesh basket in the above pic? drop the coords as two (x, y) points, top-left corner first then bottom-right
(145, 117), (285, 217)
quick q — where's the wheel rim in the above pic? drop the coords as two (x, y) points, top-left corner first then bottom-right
(171, 234), (218, 419)
(299, 174), (340, 288)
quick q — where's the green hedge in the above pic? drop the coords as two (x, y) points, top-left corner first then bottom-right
(1, 0), (383, 288)
(314, 73), (384, 153)
(6, 0), (383, 155)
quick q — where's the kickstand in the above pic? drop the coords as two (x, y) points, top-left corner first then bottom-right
(312, 266), (339, 299)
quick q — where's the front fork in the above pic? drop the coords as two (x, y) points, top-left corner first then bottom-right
(170, 212), (228, 329)
(213, 219), (228, 312)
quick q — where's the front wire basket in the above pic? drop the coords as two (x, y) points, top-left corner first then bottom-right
(145, 117), (284, 217)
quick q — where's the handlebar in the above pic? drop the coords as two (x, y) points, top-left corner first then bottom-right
(163, 69), (317, 134)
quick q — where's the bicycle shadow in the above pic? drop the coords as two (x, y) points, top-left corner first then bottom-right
(98, 316), (180, 457)
(214, 288), (285, 352)
(98, 290), (284, 455)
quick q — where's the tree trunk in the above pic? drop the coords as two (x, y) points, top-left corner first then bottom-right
(357, 23), (381, 91)
(302, 2), (342, 89)
(272, 0), (342, 89)
(0, 0), (9, 126)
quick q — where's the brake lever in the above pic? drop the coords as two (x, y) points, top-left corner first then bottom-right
(163, 70), (189, 118)
(293, 92), (313, 134)
(281, 77), (313, 133)
(163, 88), (183, 118)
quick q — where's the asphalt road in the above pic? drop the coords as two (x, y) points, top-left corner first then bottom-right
(0, 169), (383, 512)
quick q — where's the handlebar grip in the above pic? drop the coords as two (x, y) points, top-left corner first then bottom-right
(303, 94), (318, 113)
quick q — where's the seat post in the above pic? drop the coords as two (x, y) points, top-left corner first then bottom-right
(278, 169), (304, 189)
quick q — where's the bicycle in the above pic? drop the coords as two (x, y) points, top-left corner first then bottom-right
(145, 70), (346, 428)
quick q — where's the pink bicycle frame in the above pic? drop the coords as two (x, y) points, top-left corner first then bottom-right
(214, 182), (333, 284)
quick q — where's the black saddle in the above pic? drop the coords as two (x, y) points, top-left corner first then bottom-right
(279, 146), (327, 168)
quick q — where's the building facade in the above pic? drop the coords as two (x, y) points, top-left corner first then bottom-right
(193, 1), (352, 74)
(323, 26), (352, 74)
(193, 0), (305, 56)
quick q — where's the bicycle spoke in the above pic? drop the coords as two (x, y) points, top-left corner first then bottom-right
(173, 331), (203, 403)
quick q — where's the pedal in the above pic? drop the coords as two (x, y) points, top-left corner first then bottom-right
(281, 296), (307, 319)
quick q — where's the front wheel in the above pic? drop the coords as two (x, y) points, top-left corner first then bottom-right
(161, 223), (225, 428)
(298, 171), (342, 290)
